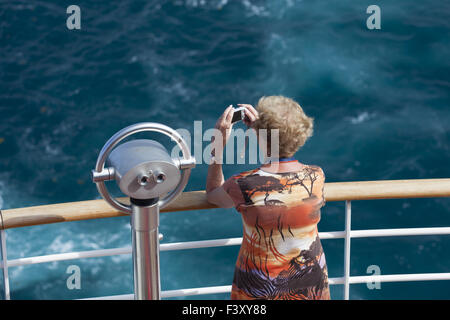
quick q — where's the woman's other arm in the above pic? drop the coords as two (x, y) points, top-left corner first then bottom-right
(206, 105), (234, 208)
(206, 104), (258, 208)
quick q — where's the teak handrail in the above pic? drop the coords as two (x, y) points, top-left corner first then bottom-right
(1, 178), (450, 230)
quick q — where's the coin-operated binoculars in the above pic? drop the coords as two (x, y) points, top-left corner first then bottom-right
(91, 123), (195, 300)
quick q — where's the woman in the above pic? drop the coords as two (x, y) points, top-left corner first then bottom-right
(206, 95), (330, 300)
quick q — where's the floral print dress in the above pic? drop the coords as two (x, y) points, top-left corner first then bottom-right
(223, 164), (330, 300)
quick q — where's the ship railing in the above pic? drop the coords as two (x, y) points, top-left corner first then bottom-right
(1, 178), (450, 300)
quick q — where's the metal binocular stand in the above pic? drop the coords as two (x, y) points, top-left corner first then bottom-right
(91, 123), (195, 300)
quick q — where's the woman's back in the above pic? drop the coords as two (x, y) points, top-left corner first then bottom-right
(223, 164), (330, 300)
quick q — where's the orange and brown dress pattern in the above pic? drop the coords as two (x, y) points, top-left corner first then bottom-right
(223, 164), (330, 300)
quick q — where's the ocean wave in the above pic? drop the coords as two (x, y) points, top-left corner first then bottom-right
(174, 0), (229, 10)
(347, 111), (376, 124)
(174, 0), (271, 16)
(1, 0), (449, 300)
(48, 235), (76, 254)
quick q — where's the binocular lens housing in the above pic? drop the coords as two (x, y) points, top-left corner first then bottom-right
(107, 139), (181, 200)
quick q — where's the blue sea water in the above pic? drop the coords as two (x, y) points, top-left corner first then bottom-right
(0, 0), (449, 299)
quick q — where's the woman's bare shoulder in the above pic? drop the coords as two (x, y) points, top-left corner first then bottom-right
(232, 168), (261, 180)
(304, 164), (326, 181)
(306, 164), (325, 173)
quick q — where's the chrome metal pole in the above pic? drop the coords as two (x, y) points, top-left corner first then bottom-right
(344, 200), (352, 300)
(130, 198), (160, 300)
(0, 229), (11, 300)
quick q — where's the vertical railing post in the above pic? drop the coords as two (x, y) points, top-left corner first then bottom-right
(344, 200), (352, 300)
(130, 198), (161, 300)
(0, 229), (11, 300)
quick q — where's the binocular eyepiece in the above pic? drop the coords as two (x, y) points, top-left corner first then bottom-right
(106, 139), (181, 200)
(91, 122), (195, 214)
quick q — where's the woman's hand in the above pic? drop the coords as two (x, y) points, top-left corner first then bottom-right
(213, 105), (235, 152)
(212, 104), (259, 157)
(238, 104), (259, 128)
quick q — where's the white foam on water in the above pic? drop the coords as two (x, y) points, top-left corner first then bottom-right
(175, 0), (268, 16)
(111, 255), (130, 264)
(10, 265), (25, 279)
(10, 4), (35, 11)
(242, 0), (269, 17)
(348, 111), (376, 124)
(48, 235), (76, 254)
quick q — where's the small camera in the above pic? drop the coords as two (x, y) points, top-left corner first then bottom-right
(231, 106), (246, 123)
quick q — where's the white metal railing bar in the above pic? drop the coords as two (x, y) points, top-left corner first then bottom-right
(2, 199), (450, 300)
(344, 200), (352, 300)
(82, 293), (134, 300)
(4, 226), (450, 268)
(328, 277), (345, 285)
(160, 237), (242, 251)
(4, 232), (346, 268)
(7, 247), (132, 268)
(348, 273), (450, 284)
(81, 285), (234, 300)
(162, 285), (233, 299)
(319, 231), (346, 239)
(0, 229), (10, 300)
(350, 227), (450, 238)
(81, 272), (450, 300)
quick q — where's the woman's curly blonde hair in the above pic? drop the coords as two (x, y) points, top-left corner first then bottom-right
(253, 95), (314, 158)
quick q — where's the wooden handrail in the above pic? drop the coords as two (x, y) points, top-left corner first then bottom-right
(1, 178), (449, 230)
